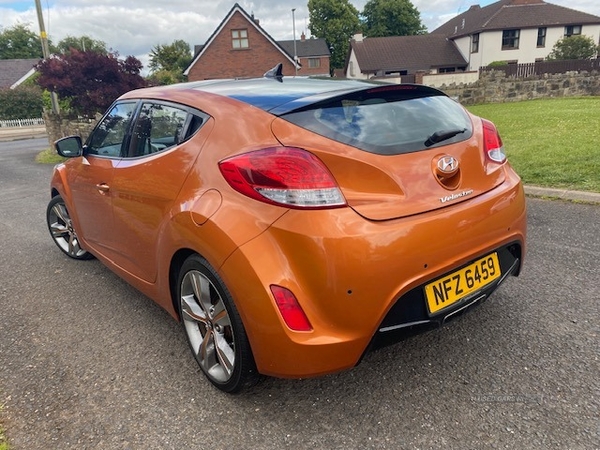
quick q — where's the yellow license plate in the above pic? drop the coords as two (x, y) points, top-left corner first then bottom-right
(425, 253), (501, 314)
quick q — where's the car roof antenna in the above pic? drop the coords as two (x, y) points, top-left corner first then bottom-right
(264, 63), (284, 81)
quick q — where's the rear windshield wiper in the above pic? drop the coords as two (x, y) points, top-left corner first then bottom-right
(424, 128), (467, 147)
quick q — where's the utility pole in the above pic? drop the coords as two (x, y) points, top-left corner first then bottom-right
(292, 8), (298, 77)
(35, 0), (60, 114)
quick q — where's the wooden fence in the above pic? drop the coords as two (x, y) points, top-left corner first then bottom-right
(480, 59), (600, 78)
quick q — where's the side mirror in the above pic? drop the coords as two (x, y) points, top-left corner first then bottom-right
(55, 136), (83, 158)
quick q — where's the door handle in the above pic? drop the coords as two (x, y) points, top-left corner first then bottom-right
(95, 183), (110, 194)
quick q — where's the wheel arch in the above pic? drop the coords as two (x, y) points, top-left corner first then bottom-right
(169, 248), (197, 321)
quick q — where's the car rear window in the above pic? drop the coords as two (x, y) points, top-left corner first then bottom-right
(281, 86), (473, 155)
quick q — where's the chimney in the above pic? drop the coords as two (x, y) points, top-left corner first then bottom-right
(354, 32), (363, 42)
(301, 32), (306, 42)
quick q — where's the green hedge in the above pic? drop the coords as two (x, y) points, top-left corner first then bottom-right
(0, 86), (44, 119)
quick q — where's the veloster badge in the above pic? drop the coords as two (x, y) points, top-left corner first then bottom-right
(440, 189), (474, 203)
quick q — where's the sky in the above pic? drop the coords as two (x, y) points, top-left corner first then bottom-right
(1, 0), (600, 72)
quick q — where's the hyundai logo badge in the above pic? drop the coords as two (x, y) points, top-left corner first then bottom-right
(437, 156), (459, 174)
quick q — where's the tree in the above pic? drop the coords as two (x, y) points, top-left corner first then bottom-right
(148, 40), (192, 84)
(146, 69), (185, 86)
(547, 35), (599, 61)
(36, 50), (146, 116)
(308, 0), (361, 71)
(0, 23), (44, 59)
(53, 35), (108, 55)
(361, 0), (426, 37)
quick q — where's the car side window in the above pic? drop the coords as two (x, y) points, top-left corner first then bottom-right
(127, 103), (191, 158)
(87, 102), (137, 157)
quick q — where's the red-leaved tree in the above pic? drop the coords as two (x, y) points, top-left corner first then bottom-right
(36, 50), (146, 117)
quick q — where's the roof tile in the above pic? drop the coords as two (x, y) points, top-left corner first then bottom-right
(351, 35), (467, 73)
(432, 0), (600, 38)
(0, 59), (39, 89)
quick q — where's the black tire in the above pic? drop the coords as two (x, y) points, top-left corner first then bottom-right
(177, 254), (259, 393)
(46, 195), (94, 260)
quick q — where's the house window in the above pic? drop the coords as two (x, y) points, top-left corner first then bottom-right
(564, 25), (582, 37)
(471, 33), (479, 53)
(439, 67), (456, 73)
(502, 29), (520, 50)
(308, 58), (321, 68)
(231, 29), (248, 49)
(537, 27), (546, 47)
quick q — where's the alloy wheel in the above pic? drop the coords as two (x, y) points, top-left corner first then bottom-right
(180, 269), (236, 383)
(47, 196), (92, 260)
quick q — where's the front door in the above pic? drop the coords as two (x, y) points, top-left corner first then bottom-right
(67, 102), (137, 257)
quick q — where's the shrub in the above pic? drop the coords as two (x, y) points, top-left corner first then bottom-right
(0, 86), (44, 119)
(487, 61), (509, 68)
(547, 35), (599, 61)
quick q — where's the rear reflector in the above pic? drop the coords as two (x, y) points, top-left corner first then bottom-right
(481, 119), (506, 163)
(270, 285), (313, 332)
(219, 147), (346, 209)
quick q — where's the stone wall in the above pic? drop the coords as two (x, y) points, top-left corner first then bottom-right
(438, 70), (600, 105)
(43, 111), (101, 147)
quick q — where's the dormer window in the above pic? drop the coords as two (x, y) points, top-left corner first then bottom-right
(232, 29), (249, 49)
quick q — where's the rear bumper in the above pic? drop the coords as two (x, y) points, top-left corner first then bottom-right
(218, 174), (526, 378)
(371, 242), (522, 350)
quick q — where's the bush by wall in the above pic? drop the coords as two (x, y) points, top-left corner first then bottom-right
(0, 86), (44, 120)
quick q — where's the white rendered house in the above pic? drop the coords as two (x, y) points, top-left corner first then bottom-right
(432, 0), (600, 70)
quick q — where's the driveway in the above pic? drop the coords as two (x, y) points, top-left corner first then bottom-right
(1, 138), (598, 449)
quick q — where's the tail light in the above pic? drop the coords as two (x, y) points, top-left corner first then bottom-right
(219, 147), (346, 209)
(270, 285), (313, 332)
(481, 119), (507, 164)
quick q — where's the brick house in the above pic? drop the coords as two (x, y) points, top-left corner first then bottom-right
(184, 3), (330, 80)
(278, 33), (331, 77)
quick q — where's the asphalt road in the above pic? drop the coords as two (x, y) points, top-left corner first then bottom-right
(1, 138), (598, 450)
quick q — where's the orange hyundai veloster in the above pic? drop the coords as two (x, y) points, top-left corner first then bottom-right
(47, 68), (526, 392)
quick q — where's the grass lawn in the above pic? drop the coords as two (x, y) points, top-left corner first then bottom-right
(467, 97), (600, 193)
(35, 148), (66, 164)
(0, 428), (7, 450)
(0, 407), (7, 450)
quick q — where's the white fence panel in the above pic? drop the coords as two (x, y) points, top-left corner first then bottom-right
(0, 118), (45, 128)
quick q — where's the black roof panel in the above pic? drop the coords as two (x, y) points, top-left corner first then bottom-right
(189, 77), (377, 114)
